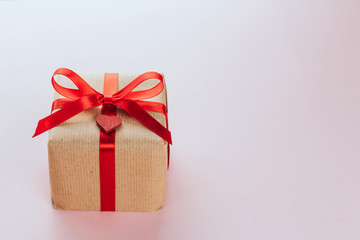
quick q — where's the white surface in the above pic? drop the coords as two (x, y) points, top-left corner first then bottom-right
(1, 1), (360, 239)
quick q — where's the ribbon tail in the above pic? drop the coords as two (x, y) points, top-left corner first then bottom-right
(134, 100), (167, 114)
(114, 100), (172, 144)
(33, 95), (102, 137)
(52, 98), (73, 111)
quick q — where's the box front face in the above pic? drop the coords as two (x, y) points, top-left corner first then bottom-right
(48, 73), (168, 211)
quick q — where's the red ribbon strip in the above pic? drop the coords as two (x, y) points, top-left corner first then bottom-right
(33, 68), (172, 145)
(99, 73), (118, 211)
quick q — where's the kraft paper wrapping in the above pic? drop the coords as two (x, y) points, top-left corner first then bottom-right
(48, 73), (168, 212)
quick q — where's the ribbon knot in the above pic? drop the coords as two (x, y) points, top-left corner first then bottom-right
(102, 96), (113, 105)
(33, 68), (172, 144)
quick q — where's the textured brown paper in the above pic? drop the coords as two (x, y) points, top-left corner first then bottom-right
(48, 73), (168, 212)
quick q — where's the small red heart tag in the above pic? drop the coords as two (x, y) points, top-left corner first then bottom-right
(96, 115), (122, 134)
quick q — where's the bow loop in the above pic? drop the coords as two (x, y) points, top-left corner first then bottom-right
(111, 72), (164, 101)
(52, 68), (101, 100)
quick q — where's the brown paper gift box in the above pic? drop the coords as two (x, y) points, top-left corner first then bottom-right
(48, 73), (169, 212)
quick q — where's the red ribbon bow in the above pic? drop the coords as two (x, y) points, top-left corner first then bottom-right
(33, 68), (172, 144)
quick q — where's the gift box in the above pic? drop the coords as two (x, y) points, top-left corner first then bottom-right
(33, 68), (172, 212)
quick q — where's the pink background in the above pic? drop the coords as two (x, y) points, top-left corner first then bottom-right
(1, 0), (360, 239)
